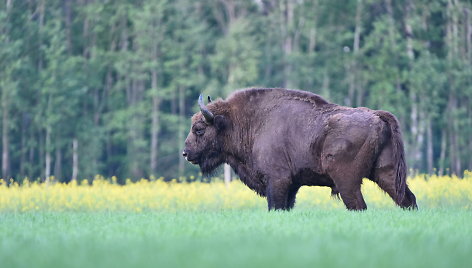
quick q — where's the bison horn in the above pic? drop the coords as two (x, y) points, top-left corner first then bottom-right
(208, 96), (212, 103)
(198, 94), (214, 123)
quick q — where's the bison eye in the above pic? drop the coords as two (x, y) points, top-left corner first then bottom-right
(196, 129), (205, 136)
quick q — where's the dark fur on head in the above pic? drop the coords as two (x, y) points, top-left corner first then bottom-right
(198, 139), (224, 176)
(184, 99), (231, 176)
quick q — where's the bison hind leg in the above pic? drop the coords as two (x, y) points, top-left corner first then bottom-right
(371, 166), (418, 210)
(328, 173), (367, 210)
(328, 174), (366, 210)
(338, 184), (367, 211)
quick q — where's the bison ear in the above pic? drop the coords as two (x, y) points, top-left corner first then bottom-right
(214, 115), (228, 132)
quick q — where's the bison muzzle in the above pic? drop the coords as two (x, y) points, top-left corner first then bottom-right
(183, 88), (418, 211)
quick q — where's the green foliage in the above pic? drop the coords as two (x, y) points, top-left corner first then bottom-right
(0, 0), (471, 180)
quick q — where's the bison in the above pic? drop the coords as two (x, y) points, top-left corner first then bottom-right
(183, 88), (417, 211)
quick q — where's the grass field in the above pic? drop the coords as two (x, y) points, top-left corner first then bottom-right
(1, 174), (472, 268)
(1, 209), (471, 268)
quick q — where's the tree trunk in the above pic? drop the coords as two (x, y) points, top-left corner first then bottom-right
(6, 0), (12, 11)
(469, 104), (472, 171)
(128, 79), (145, 179)
(354, 0), (366, 106)
(405, 0), (425, 171)
(221, 0), (236, 26)
(280, 0), (294, 88)
(1, 90), (10, 179)
(469, 117), (472, 172)
(438, 129), (447, 176)
(426, 119), (434, 174)
(308, 27), (317, 55)
(447, 0), (459, 59)
(122, 14), (144, 179)
(36, 0), (45, 180)
(348, 0), (362, 107)
(385, 0), (396, 44)
(178, 86), (186, 177)
(447, 95), (461, 176)
(19, 116), (26, 177)
(405, 0), (415, 60)
(321, 72), (330, 100)
(466, 7), (472, 62)
(306, 1), (318, 91)
(45, 127), (51, 181)
(72, 138), (78, 181)
(54, 146), (62, 181)
(28, 143), (34, 177)
(409, 92), (422, 170)
(38, 0), (45, 70)
(38, 131), (44, 180)
(102, 63), (114, 177)
(63, 0), (72, 53)
(150, 70), (160, 176)
(1, 0), (13, 180)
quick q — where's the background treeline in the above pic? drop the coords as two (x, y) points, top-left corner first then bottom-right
(0, 0), (471, 182)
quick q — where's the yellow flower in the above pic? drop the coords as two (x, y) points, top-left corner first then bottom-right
(0, 173), (470, 211)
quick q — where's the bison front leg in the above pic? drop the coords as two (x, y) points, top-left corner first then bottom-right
(266, 179), (292, 211)
(286, 186), (300, 210)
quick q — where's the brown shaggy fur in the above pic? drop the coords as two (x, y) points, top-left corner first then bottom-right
(183, 88), (418, 211)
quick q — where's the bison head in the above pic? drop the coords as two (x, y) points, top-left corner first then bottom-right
(183, 94), (228, 175)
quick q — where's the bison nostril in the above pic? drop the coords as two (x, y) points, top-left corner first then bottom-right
(182, 151), (188, 157)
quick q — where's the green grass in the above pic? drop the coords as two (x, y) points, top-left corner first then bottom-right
(1, 209), (471, 268)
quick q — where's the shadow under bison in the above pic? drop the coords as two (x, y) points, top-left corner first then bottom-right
(183, 88), (417, 211)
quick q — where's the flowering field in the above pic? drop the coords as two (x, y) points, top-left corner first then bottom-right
(1, 173), (471, 211)
(1, 173), (471, 268)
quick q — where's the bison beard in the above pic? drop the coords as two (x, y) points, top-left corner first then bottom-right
(199, 149), (224, 176)
(184, 88), (418, 211)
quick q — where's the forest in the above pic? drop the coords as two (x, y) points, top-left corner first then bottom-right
(0, 0), (471, 182)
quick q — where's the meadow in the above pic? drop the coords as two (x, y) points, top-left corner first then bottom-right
(1, 173), (471, 268)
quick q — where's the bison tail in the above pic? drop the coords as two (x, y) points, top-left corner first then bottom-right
(375, 111), (407, 204)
